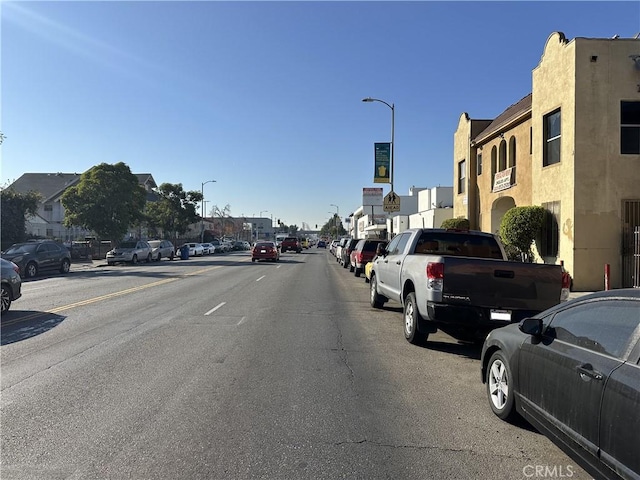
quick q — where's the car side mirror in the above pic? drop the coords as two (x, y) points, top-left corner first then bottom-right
(519, 317), (543, 337)
(376, 244), (387, 256)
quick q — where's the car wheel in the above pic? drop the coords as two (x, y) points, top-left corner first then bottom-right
(349, 263), (355, 272)
(25, 262), (38, 278)
(369, 274), (385, 309)
(169, 252), (175, 260)
(354, 268), (361, 277)
(156, 253), (162, 262)
(146, 253), (152, 263)
(487, 351), (518, 422)
(403, 292), (428, 345)
(60, 259), (71, 274)
(132, 254), (138, 264)
(252, 258), (256, 262)
(107, 262), (114, 266)
(1, 284), (11, 312)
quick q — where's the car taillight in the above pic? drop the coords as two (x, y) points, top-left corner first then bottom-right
(426, 262), (444, 291)
(355, 252), (363, 262)
(560, 271), (571, 302)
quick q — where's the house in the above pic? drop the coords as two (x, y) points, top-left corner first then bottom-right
(453, 32), (640, 290)
(8, 172), (157, 242)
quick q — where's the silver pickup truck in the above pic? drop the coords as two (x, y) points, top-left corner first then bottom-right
(369, 228), (570, 345)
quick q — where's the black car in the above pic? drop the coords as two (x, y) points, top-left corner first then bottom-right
(481, 289), (640, 480)
(1, 240), (72, 278)
(1, 258), (22, 312)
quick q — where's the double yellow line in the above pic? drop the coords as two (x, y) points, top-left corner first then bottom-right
(3, 266), (221, 326)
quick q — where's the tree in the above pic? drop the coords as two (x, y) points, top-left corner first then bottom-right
(61, 162), (147, 243)
(440, 216), (470, 229)
(145, 183), (202, 241)
(0, 188), (41, 249)
(499, 206), (545, 262)
(321, 214), (346, 238)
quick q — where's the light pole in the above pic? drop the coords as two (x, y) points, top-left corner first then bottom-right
(362, 97), (394, 237)
(201, 180), (216, 242)
(330, 204), (339, 238)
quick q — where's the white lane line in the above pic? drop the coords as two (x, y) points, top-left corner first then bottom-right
(256, 275), (266, 282)
(236, 316), (247, 326)
(205, 302), (226, 316)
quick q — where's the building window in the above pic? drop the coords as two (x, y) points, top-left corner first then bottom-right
(529, 127), (533, 154)
(477, 152), (483, 176)
(621, 101), (640, 154)
(543, 109), (561, 166)
(491, 146), (497, 179)
(458, 159), (466, 194)
(540, 201), (560, 257)
(499, 140), (507, 171)
(508, 136), (516, 168)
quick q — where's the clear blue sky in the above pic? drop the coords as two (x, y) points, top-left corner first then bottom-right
(2, 1), (639, 230)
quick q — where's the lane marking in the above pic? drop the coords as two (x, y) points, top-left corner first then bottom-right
(236, 316), (247, 326)
(256, 275), (266, 282)
(204, 302), (226, 316)
(3, 265), (225, 326)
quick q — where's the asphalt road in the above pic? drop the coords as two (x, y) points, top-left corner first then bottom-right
(1, 249), (593, 480)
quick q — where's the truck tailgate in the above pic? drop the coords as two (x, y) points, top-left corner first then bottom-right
(441, 257), (563, 311)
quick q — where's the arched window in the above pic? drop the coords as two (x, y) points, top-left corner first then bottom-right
(491, 146), (497, 180)
(509, 136), (516, 168)
(499, 140), (507, 171)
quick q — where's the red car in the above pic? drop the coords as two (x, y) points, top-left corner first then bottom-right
(350, 239), (388, 277)
(251, 241), (280, 262)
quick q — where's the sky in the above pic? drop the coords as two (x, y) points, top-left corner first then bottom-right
(2, 1), (639, 231)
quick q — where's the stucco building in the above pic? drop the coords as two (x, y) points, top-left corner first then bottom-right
(453, 32), (640, 291)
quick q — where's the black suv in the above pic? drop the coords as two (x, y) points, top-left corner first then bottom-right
(1, 240), (72, 278)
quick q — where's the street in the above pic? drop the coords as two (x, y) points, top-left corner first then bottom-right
(1, 249), (592, 480)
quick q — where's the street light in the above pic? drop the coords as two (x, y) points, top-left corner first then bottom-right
(201, 180), (216, 242)
(330, 204), (339, 238)
(362, 97), (395, 237)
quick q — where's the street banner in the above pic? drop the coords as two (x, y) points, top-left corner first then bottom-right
(374, 142), (391, 184)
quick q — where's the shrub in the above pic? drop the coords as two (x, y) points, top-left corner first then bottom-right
(499, 206), (545, 262)
(440, 217), (470, 230)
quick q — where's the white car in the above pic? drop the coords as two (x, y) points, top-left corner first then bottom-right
(181, 243), (204, 257)
(200, 243), (214, 255)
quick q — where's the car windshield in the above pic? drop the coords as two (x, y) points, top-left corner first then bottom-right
(147, 241), (161, 248)
(4, 244), (37, 254)
(117, 242), (138, 249)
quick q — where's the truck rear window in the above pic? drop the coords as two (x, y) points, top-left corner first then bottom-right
(414, 232), (503, 259)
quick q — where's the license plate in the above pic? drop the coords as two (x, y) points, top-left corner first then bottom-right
(260, 250), (266, 253)
(490, 309), (511, 321)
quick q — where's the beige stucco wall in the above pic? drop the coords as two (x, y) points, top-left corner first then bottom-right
(531, 32), (578, 282)
(572, 37), (640, 289)
(453, 113), (473, 225)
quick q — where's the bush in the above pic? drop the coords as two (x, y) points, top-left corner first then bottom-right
(499, 206), (545, 262)
(440, 217), (470, 230)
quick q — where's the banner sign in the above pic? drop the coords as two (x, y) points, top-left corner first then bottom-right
(493, 167), (514, 192)
(374, 143), (391, 184)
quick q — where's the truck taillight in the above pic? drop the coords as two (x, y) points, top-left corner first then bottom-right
(427, 262), (444, 279)
(426, 262), (444, 292)
(560, 271), (572, 302)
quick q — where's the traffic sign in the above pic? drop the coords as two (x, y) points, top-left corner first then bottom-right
(383, 191), (400, 212)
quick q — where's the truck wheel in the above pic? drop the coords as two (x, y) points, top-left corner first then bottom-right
(403, 292), (428, 345)
(486, 351), (518, 422)
(369, 274), (385, 309)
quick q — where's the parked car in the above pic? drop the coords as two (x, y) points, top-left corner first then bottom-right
(350, 239), (388, 277)
(340, 238), (359, 268)
(147, 240), (175, 261)
(106, 240), (153, 265)
(1, 240), (72, 278)
(182, 242), (204, 256)
(251, 241), (280, 262)
(481, 288), (640, 480)
(334, 237), (349, 262)
(1, 258), (22, 312)
(200, 243), (214, 255)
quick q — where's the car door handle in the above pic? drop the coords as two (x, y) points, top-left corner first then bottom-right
(576, 364), (603, 381)
(396, 260), (401, 265)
